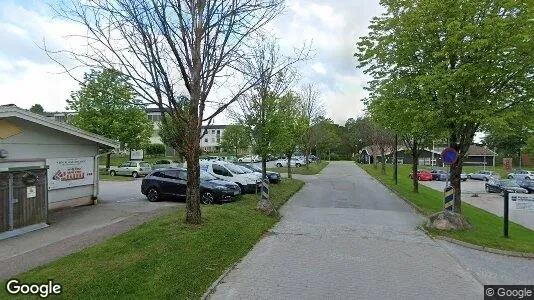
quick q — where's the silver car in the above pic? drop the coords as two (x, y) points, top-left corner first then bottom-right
(506, 169), (534, 180)
(109, 161), (152, 178)
(467, 170), (500, 181)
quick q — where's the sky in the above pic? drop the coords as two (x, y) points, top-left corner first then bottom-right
(0, 0), (383, 125)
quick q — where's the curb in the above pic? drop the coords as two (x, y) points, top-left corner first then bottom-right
(200, 262), (239, 300)
(359, 166), (534, 259)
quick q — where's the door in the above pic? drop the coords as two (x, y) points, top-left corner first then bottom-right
(162, 170), (186, 198)
(117, 162), (130, 175)
(212, 164), (232, 181)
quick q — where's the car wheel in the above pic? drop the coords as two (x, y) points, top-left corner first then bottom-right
(132, 171), (139, 178)
(484, 177), (489, 181)
(508, 175), (513, 179)
(238, 159), (242, 162)
(417, 176), (421, 181)
(467, 175), (471, 179)
(462, 179), (467, 182)
(109, 170), (116, 176)
(147, 188), (160, 202)
(296, 163), (301, 167)
(201, 192), (215, 205)
(276, 163), (282, 167)
(485, 186), (489, 193)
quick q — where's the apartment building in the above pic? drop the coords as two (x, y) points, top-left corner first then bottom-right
(44, 108), (227, 153)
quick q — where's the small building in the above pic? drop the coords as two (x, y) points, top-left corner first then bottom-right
(361, 145), (497, 167)
(0, 105), (118, 238)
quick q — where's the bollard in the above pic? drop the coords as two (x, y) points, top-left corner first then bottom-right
(261, 179), (269, 202)
(444, 185), (454, 211)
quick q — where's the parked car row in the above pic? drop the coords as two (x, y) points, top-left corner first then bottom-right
(409, 169), (467, 181)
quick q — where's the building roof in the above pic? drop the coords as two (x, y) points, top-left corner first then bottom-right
(203, 124), (227, 130)
(362, 145), (497, 157)
(0, 106), (119, 148)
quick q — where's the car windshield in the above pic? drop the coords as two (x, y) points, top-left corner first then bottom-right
(501, 180), (520, 187)
(225, 164), (245, 174)
(200, 171), (217, 181)
(239, 166), (253, 173)
(140, 163), (150, 167)
(247, 165), (261, 172)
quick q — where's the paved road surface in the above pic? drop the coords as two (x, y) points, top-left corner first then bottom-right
(210, 161), (484, 299)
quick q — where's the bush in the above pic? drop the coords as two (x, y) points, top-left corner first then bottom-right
(146, 143), (166, 156)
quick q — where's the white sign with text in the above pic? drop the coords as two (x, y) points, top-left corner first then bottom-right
(509, 193), (534, 211)
(46, 157), (94, 190)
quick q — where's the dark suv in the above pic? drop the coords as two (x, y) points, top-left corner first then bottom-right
(141, 168), (241, 204)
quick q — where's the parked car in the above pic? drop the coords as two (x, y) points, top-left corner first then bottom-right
(152, 159), (181, 169)
(518, 179), (534, 194)
(467, 170), (499, 181)
(275, 157), (303, 168)
(109, 161), (152, 178)
(485, 179), (528, 194)
(430, 169), (467, 181)
(200, 161), (261, 193)
(238, 155), (259, 163)
(141, 168), (241, 204)
(238, 163), (281, 183)
(309, 155), (320, 162)
(408, 170), (433, 181)
(506, 169), (534, 180)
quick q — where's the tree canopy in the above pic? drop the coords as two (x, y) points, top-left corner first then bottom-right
(67, 69), (152, 150)
(220, 125), (251, 157)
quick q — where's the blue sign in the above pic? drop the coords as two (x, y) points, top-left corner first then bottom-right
(441, 147), (458, 165)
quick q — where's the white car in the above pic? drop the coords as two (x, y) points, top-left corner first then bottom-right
(200, 162), (260, 193)
(238, 155), (258, 163)
(507, 170), (534, 180)
(274, 158), (303, 168)
(108, 161), (152, 178)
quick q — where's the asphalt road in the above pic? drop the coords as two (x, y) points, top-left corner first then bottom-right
(209, 161), (484, 299)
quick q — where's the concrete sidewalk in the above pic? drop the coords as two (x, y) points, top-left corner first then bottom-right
(209, 162), (484, 299)
(0, 180), (182, 279)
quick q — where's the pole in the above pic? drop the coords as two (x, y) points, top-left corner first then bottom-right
(519, 148), (522, 169)
(432, 141), (435, 166)
(394, 134), (398, 184)
(503, 190), (509, 237)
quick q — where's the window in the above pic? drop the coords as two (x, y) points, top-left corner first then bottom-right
(217, 138), (220, 143)
(152, 171), (164, 178)
(216, 130), (220, 135)
(212, 138), (215, 142)
(212, 164), (231, 176)
(204, 138), (208, 143)
(177, 171), (187, 181)
(212, 130), (215, 134)
(164, 170), (180, 179)
(120, 163), (130, 168)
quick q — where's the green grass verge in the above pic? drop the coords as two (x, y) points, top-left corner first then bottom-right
(0, 179), (304, 299)
(268, 161), (329, 175)
(360, 164), (534, 253)
(98, 172), (135, 181)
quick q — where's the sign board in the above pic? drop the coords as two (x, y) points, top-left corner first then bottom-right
(130, 150), (144, 160)
(441, 147), (458, 165)
(509, 193), (534, 211)
(46, 157), (94, 190)
(503, 158), (512, 172)
(26, 186), (36, 198)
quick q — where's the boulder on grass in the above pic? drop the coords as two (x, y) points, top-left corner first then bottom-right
(427, 211), (472, 231)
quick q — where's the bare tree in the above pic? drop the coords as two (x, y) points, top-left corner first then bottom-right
(299, 83), (324, 168)
(370, 125), (394, 175)
(230, 37), (308, 214)
(48, 0), (285, 224)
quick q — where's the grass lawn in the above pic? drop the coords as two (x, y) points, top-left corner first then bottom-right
(361, 164), (534, 253)
(0, 179), (304, 299)
(98, 172), (135, 181)
(268, 161), (329, 175)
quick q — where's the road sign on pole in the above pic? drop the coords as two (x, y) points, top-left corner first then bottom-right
(441, 147), (458, 165)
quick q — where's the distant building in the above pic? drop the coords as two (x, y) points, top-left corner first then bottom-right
(43, 108), (228, 153)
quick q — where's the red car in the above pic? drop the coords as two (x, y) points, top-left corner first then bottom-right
(408, 170), (433, 181)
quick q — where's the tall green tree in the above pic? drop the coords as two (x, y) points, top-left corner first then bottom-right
(29, 104), (45, 115)
(273, 92), (308, 179)
(219, 125), (251, 157)
(357, 0), (534, 213)
(67, 69), (152, 167)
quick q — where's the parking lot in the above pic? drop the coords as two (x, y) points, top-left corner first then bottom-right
(420, 179), (534, 230)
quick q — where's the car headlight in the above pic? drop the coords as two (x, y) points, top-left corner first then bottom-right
(214, 186), (226, 191)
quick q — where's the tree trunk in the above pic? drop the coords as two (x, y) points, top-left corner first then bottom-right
(257, 155), (275, 215)
(287, 153), (292, 179)
(235, 147), (238, 158)
(411, 140), (419, 193)
(305, 148), (310, 169)
(105, 153), (111, 170)
(373, 154), (378, 169)
(380, 147), (386, 175)
(185, 139), (201, 224)
(262, 156), (267, 179)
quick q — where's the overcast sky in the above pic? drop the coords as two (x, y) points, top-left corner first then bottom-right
(0, 0), (383, 125)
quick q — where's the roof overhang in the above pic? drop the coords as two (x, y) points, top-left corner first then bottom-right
(0, 106), (119, 148)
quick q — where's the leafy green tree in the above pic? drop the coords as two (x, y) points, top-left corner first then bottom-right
(220, 125), (251, 157)
(67, 69), (152, 168)
(313, 117), (342, 161)
(357, 0), (534, 213)
(272, 92), (308, 178)
(29, 104), (44, 115)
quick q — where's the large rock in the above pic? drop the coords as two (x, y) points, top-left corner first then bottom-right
(426, 211), (472, 231)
